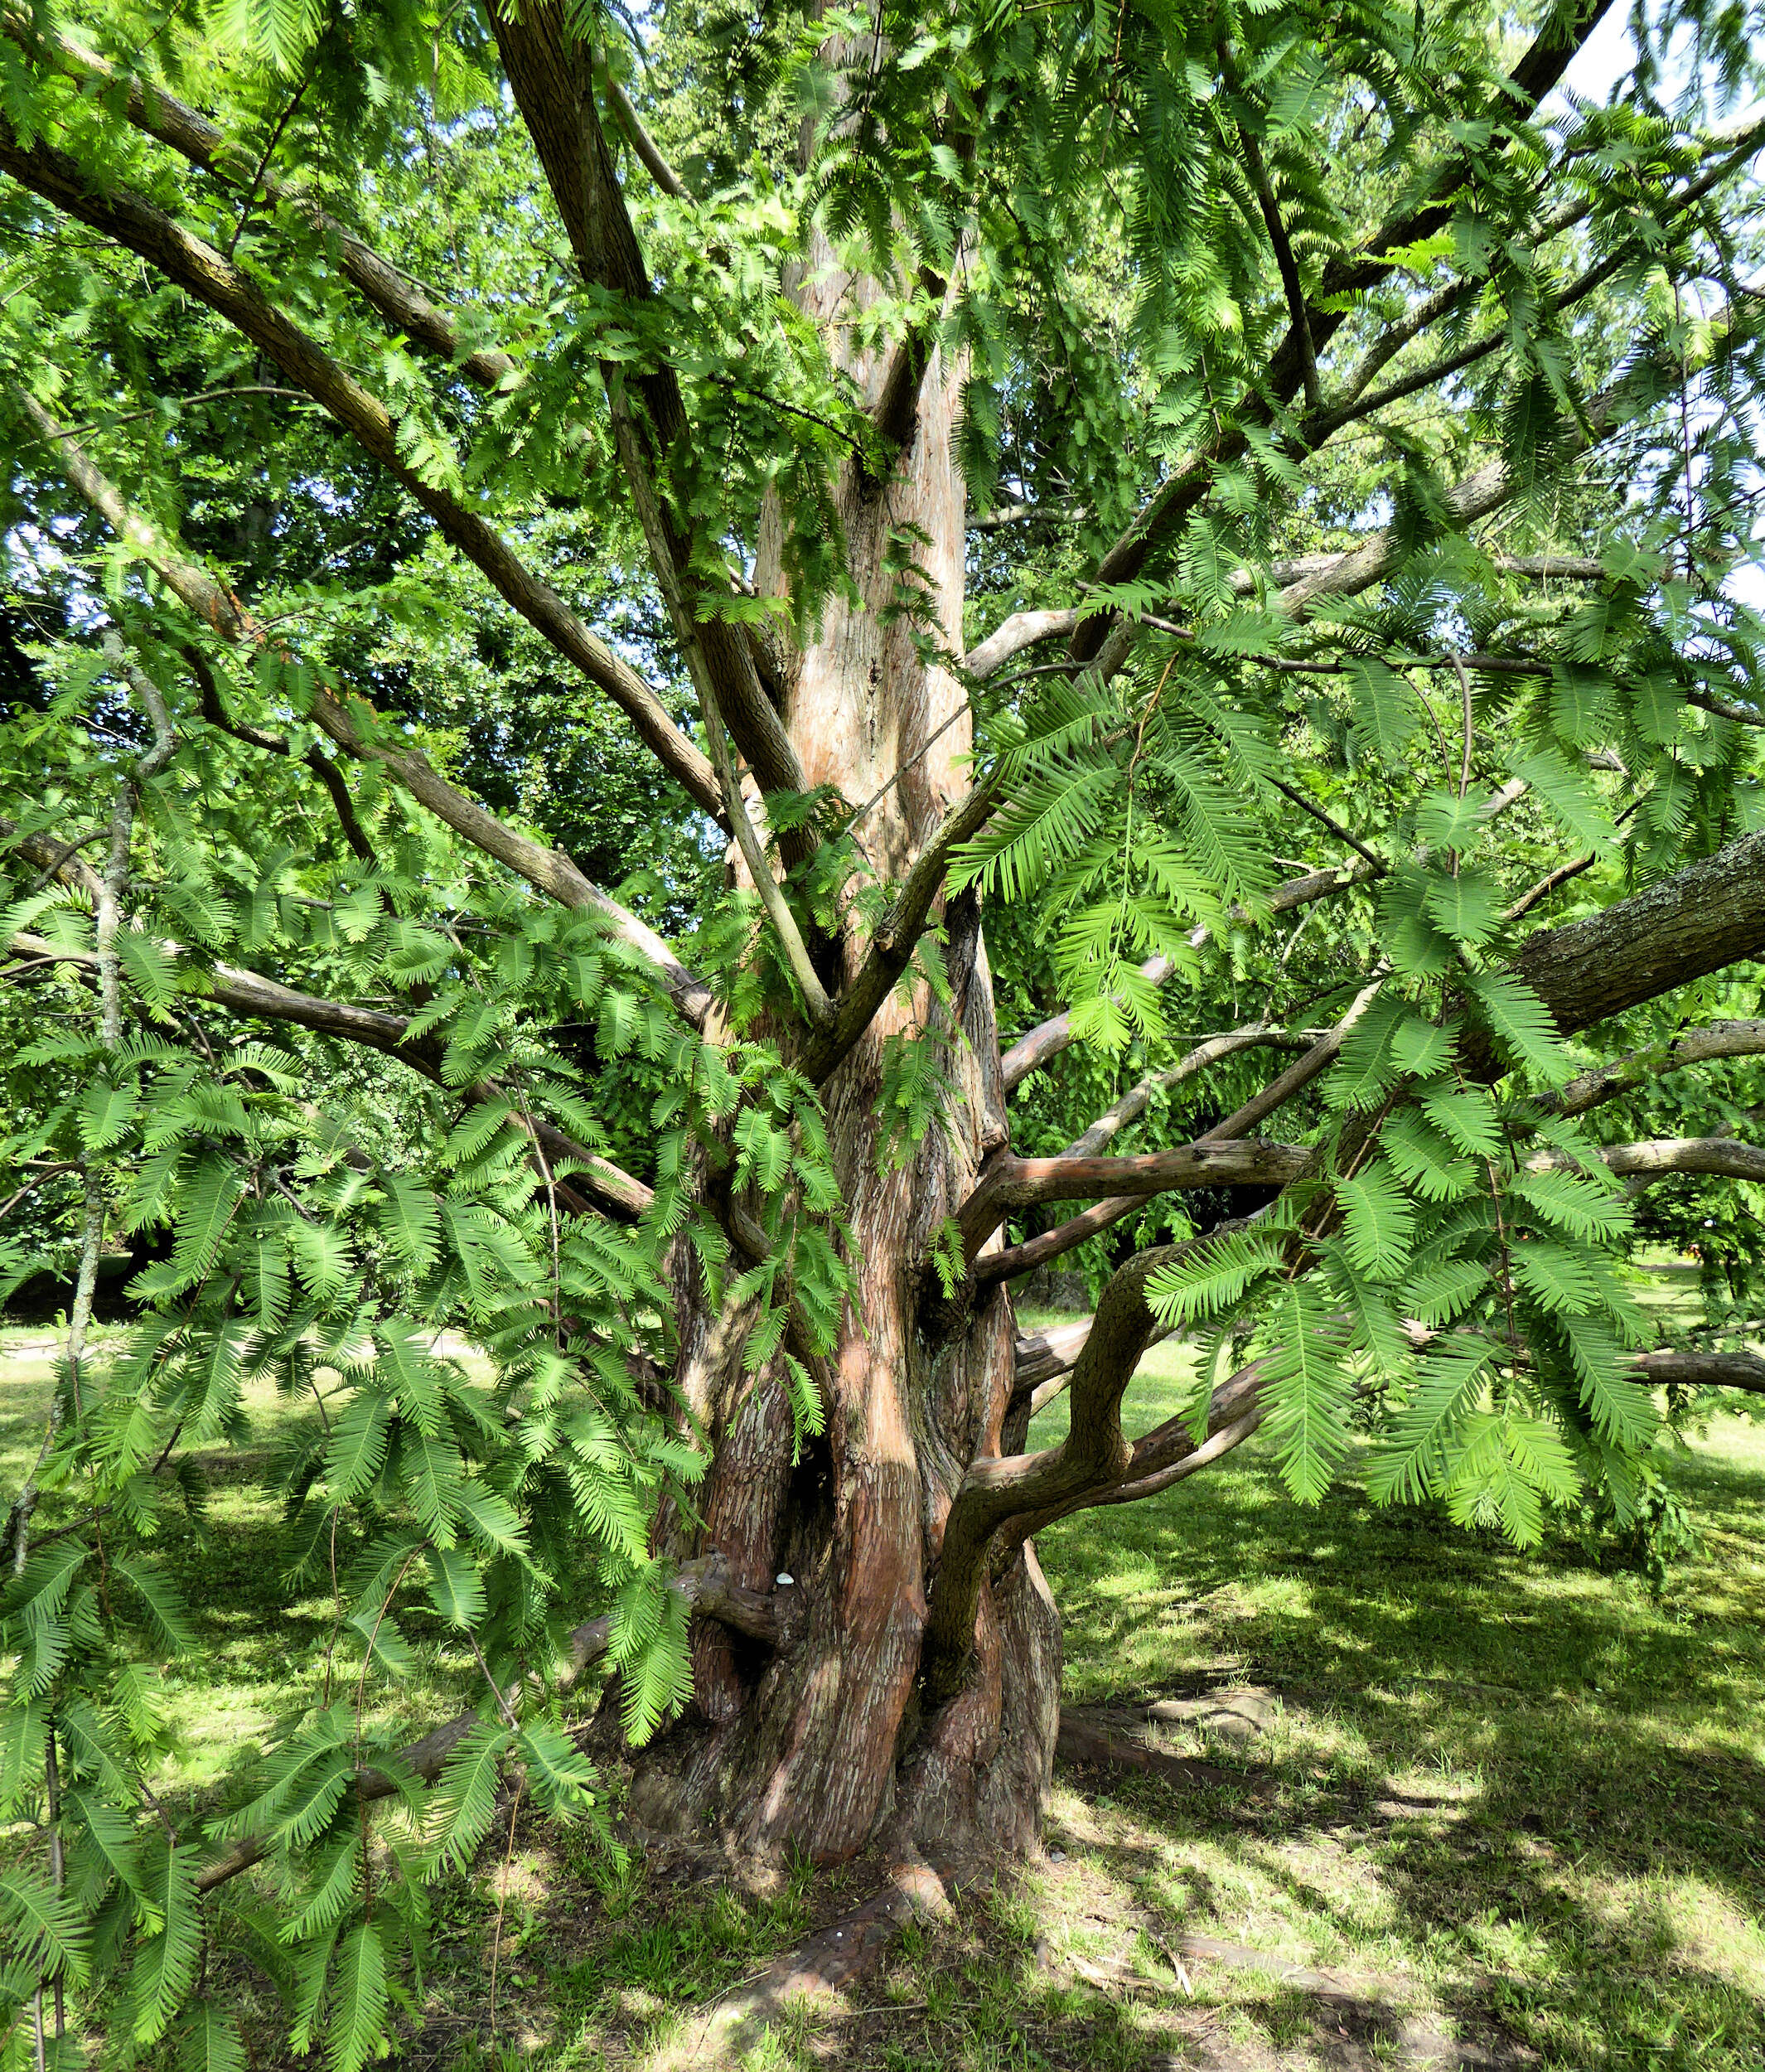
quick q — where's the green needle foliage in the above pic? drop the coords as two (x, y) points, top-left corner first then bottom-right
(0, 0), (1763, 2063)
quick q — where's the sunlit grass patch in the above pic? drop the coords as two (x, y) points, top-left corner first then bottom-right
(1, 1292), (1761, 2067)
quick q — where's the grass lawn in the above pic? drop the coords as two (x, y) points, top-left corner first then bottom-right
(0, 1286), (1761, 2070)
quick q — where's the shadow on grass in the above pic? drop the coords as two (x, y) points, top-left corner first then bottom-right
(4, 1326), (1760, 2070)
(1036, 1416), (1765, 2070)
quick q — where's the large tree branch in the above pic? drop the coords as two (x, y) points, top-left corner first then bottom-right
(1222, 41), (1321, 412)
(995, 1356), (1274, 1553)
(967, 562), (1610, 690)
(968, 553), (1622, 692)
(605, 71), (690, 200)
(1579, 1136), (1765, 1184)
(7, 796), (657, 1216)
(486, 0), (805, 805)
(1632, 1349), (1765, 1393)
(1542, 1020), (1765, 1117)
(0, 128), (725, 824)
(1302, 119), (1765, 447)
(1234, 550), (1608, 597)
(694, 624), (834, 1027)
(1005, 1333), (1765, 1548)
(1489, 830), (1765, 1058)
(955, 1140), (1310, 1266)
(927, 1297), (1276, 1698)
(1270, 307), (1760, 626)
(2, 11), (517, 389)
(1000, 955), (1176, 1095)
(1197, 979), (1386, 1145)
(963, 608), (1081, 680)
(997, 764), (1530, 1117)
(1058, 12), (1763, 718)
(1013, 1294), (1765, 1491)
(922, 1249), (1168, 1701)
(5, 927), (655, 1224)
(12, 395), (715, 1027)
(1012, 1316), (1098, 1398)
(973, 1192), (1150, 1289)
(810, 607), (1137, 1067)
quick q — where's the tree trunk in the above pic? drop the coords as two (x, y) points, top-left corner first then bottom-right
(630, 282), (1061, 1872)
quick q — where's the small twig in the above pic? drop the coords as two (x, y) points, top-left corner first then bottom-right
(1501, 798), (1639, 922)
(1448, 651), (1475, 801)
(25, 828), (104, 893)
(44, 1728), (63, 2040)
(511, 1075), (565, 1347)
(1502, 851), (1598, 922)
(487, 1774), (527, 2041)
(322, 1504), (342, 1709)
(1231, 88), (1322, 410)
(0, 1167), (77, 1221)
(1411, 670), (1458, 794)
(707, 374), (866, 456)
(843, 698), (977, 836)
(54, 387), (308, 440)
(1676, 276), (1696, 584)
(467, 1634), (521, 1732)
(1267, 777), (1386, 875)
(225, 72), (313, 259)
(186, 647), (375, 861)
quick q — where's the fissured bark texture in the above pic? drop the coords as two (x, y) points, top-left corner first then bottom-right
(643, 283), (1062, 1869)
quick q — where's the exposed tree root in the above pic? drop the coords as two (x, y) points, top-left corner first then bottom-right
(1056, 1704), (1272, 1793)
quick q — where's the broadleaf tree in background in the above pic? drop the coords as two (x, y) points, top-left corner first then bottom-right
(2, 0), (1765, 2059)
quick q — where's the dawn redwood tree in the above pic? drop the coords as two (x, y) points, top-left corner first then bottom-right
(4, 0), (1765, 2059)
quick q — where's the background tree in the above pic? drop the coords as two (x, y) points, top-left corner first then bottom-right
(3, 0), (1765, 2063)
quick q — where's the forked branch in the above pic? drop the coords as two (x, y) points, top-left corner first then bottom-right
(12, 395), (716, 1028)
(1061, 1023), (1324, 1159)
(984, 981), (1384, 1286)
(1543, 1021), (1765, 1117)
(923, 1250), (1167, 1701)
(1, 10), (518, 389)
(0, 128), (723, 821)
(955, 1140), (1309, 1266)
(800, 772), (1009, 1083)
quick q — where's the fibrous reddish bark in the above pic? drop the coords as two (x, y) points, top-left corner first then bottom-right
(603, 91), (1055, 1861)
